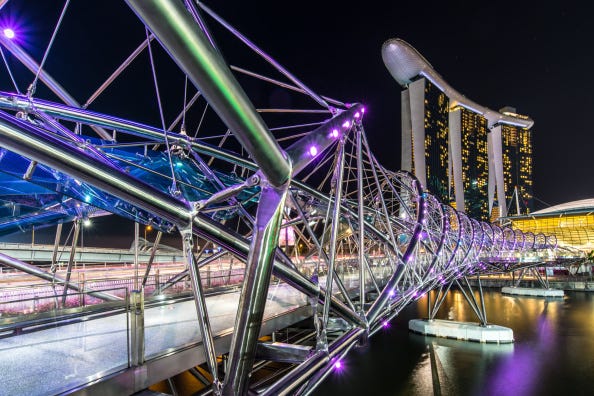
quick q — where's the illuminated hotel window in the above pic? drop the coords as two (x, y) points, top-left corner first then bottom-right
(501, 124), (533, 214)
(403, 77), (533, 218)
(421, 80), (450, 202)
(459, 109), (489, 220)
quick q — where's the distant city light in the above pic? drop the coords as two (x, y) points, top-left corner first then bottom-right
(309, 146), (318, 156)
(3, 28), (15, 39)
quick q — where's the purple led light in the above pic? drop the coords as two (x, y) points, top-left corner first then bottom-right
(309, 146), (318, 156)
(342, 120), (350, 128)
(361, 107), (366, 114)
(334, 360), (342, 369)
(331, 129), (339, 138)
(354, 112), (360, 119)
(389, 289), (395, 297)
(383, 320), (389, 328)
(3, 28), (15, 39)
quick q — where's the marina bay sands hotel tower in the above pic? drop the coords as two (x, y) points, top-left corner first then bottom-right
(382, 38), (534, 221)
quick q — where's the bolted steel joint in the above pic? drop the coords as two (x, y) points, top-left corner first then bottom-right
(247, 174), (260, 187)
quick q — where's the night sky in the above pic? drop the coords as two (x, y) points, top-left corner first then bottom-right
(204, 1), (592, 209)
(1, 0), (593, 212)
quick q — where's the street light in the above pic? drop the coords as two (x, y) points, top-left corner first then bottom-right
(144, 225), (153, 240)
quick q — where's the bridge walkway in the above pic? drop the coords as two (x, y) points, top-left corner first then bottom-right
(0, 280), (320, 395)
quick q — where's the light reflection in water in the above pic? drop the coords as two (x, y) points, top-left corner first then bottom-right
(315, 290), (594, 396)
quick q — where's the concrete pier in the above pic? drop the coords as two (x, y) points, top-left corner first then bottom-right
(501, 286), (564, 298)
(409, 319), (514, 343)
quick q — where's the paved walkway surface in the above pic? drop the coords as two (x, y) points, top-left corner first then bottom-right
(0, 282), (308, 395)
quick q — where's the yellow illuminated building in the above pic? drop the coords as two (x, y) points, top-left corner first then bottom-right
(506, 199), (594, 253)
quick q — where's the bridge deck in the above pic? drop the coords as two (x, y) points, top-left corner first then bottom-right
(0, 282), (311, 395)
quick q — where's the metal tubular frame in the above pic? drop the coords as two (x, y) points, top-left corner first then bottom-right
(356, 126), (366, 312)
(0, 37), (112, 140)
(125, 0), (291, 188)
(61, 218), (81, 305)
(222, 184), (288, 395)
(0, 3), (571, 395)
(196, 1), (331, 111)
(141, 230), (163, 288)
(182, 228), (221, 391)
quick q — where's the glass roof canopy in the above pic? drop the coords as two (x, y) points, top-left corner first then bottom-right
(0, 140), (260, 236)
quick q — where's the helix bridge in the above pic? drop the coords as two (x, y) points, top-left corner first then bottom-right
(0, 1), (573, 395)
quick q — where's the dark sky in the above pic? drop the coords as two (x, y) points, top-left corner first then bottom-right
(2, 0), (593, 211)
(202, 1), (592, 209)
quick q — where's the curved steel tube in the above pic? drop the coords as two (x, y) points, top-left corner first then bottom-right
(125, 0), (290, 188)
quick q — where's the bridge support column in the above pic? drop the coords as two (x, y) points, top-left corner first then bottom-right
(142, 230), (163, 288)
(61, 218), (81, 306)
(502, 267), (564, 297)
(409, 278), (513, 343)
(181, 228), (221, 394)
(50, 222), (63, 271)
(426, 283), (453, 321)
(320, 136), (347, 352)
(222, 183), (288, 395)
(456, 277), (487, 326)
(129, 289), (145, 366)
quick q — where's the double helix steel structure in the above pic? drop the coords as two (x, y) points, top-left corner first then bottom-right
(0, 1), (560, 394)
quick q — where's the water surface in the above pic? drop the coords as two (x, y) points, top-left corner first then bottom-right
(314, 289), (594, 396)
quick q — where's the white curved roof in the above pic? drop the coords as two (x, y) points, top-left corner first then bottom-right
(381, 38), (534, 129)
(531, 199), (594, 215)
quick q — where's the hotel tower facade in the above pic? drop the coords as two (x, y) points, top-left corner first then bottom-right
(382, 39), (534, 221)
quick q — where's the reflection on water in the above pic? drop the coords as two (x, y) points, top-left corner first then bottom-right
(314, 290), (594, 396)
